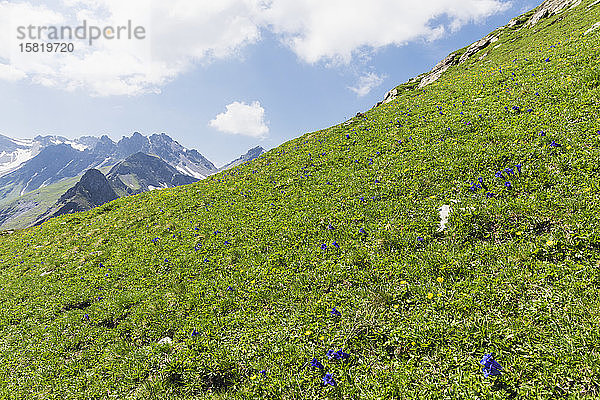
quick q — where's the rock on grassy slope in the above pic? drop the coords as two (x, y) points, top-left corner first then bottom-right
(1, 1), (600, 398)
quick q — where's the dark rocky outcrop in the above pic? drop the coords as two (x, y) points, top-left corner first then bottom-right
(34, 169), (118, 225)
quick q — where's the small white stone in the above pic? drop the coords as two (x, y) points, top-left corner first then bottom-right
(438, 205), (451, 232)
(585, 22), (600, 35)
(158, 337), (172, 345)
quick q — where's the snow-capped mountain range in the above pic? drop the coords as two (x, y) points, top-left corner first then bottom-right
(0, 132), (216, 178)
(0, 132), (217, 200)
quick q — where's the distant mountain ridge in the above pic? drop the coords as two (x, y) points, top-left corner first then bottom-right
(220, 146), (265, 171)
(34, 153), (201, 225)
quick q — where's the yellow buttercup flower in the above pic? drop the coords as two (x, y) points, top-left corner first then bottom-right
(436, 277), (444, 283)
(427, 292), (434, 299)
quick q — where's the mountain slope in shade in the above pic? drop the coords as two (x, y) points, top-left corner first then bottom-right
(220, 146), (266, 171)
(106, 152), (199, 196)
(34, 153), (200, 225)
(34, 169), (119, 225)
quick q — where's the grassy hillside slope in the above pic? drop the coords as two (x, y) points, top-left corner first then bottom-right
(1, 1), (600, 398)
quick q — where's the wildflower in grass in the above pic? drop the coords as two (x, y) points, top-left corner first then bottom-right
(427, 292), (434, 299)
(327, 224), (334, 230)
(326, 349), (336, 359)
(417, 237), (424, 242)
(550, 140), (561, 147)
(505, 167), (514, 175)
(516, 164), (522, 173)
(478, 177), (484, 184)
(437, 277), (444, 283)
(321, 243), (327, 250)
(346, 134), (350, 139)
(323, 373), (336, 386)
(495, 171), (503, 178)
(480, 353), (503, 377)
(334, 350), (350, 360)
(311, 358), (324, 369)
(359, 228), (366, 234)
(227, 286), (234, 291)
(331, 307), (341, 317)
(83, 314), (89, 320)
(192, 329), (200, 337)
(505, 181), (512, 189)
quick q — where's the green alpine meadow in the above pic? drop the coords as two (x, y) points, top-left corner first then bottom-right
(2, 1), (600, 398)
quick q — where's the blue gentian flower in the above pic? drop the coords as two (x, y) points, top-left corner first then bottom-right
(321, 243), (327, 250)
(326, 349), (336, 359)
(331, 307), (341, 317)
(311, 358), (324, 369)
(486, 192), (495, 198)
(323, 373), (336, 386)
(550, 141), (561, 147)
(227, 286), (234, 291)
(505, 181), (512, 188)
(192, 329), (200, 337)
(332, 241), (340, 249)
(334, 350), (350, 360)
(505, 168), (514, 175)
(516, 164), (522, 173)
(495, 171), (503, 178)
(417, 237), (424, 242)
(259, 370), (266, 376)
(359, 228), (366, 234)
(480, 353), (502, 377)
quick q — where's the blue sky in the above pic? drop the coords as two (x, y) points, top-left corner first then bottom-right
(0, 0), (536, 166)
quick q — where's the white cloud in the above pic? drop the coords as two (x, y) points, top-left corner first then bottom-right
(0, 0), (511, 95)
(209, 101), (269, 138)
(260, 0), (511, 64)
(349, 72), (386, 97)
(0, 63), (26, 81)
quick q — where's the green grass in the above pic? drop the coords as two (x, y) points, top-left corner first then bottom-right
(0, 176), (80, 230)
(1, 2), (600, 399)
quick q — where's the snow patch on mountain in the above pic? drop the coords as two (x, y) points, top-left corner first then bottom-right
(0, 148), (38, 177)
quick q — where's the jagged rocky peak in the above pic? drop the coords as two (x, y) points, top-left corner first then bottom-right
(58, 169), (118, 207)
